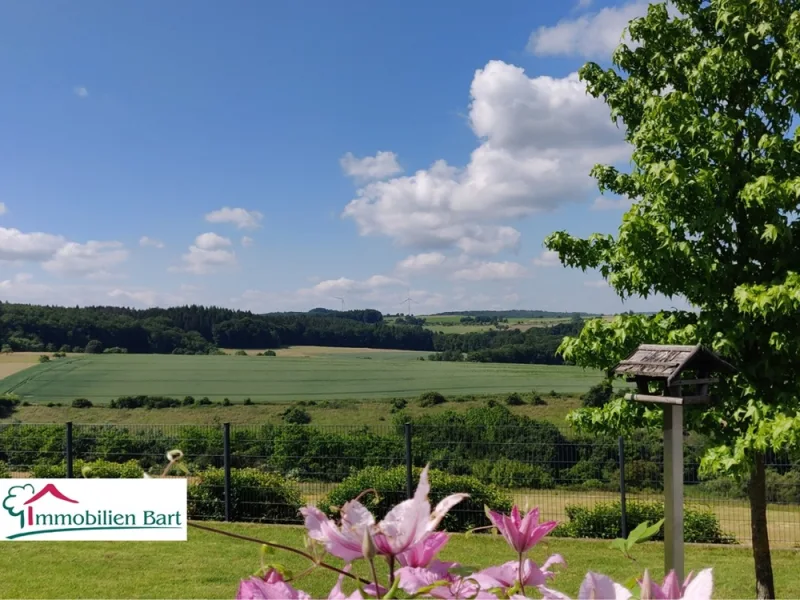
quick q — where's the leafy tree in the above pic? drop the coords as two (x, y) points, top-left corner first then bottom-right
(544, 2), (800, 597)
(84, 339), (103, 354)
(38, 355), (50, 363)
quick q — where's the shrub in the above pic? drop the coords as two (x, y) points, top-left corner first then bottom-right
(38, 355), (50, 363)
(281, 407), (311, 424)
(71, 398), (93, 409)
(59, 344), (71, 353)
(505, 392), (525, 406)
(188, 468), (303, 523)
(419, 391), (446, 407)
(0, 394), (21, 418)
(103, 347), (128, 354)
(531, 393), (547, 406)
(390, 398), (407, 413)
(183, 396), (196, 406)
(111, 395), (181, 409)
(72, 346), (84, 353)
(581, 381), (614, 408)
(32, 459), (143, 479)
(198, 397), (212, 406)
(263, 350), (276, 356)
(549, 390), (559, 397)
(235, 350), (248, 356)
(488, 458), (555, 489)
(319, 466), (512, 533)
(21, 401), (30, 407)
(0, 461), (8, 478)
(243, 398), (254, 406)
(46, 402), (55, 408)
(85, 340), (103, 354)
(552, 501), (734, 544)
(1, 345), (12, 353)
(222, 398), (232, 406)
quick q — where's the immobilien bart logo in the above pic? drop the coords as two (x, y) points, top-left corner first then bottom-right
(0, 479), (187, 541)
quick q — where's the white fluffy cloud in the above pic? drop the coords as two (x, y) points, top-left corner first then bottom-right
(395, 252), (448, 274)
(340, 151), (403, 181)
(527, 1), (648, 58)
(172, 233), (236, 275)
(73, 86), (89, 98)
(532, 250), (562, 267)
(241, 236), (254, 247)
(342, 61), (627, 255)
(42, 241), (129, 277)
(205, 207), (263, 230)
(139, 236), (164, 248)
(452, 261), (527, 282)
(0, 227), (66, 262)
(591, 196), (634, 211)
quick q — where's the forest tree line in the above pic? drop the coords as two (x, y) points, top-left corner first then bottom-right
(0, 303), (580, 364)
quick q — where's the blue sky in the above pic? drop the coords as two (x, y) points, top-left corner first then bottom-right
(0, 0), (682, 314)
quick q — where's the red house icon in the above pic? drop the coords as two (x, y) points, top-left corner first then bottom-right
(24, 484), (78, 526)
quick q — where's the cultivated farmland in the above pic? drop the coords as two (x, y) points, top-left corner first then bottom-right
(0, 348), (604, 405)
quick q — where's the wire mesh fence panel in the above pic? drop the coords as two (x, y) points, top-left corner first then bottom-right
(0, 423), (67, 477)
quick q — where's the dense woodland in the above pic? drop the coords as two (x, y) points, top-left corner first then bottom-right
(0, 303), (579, 364)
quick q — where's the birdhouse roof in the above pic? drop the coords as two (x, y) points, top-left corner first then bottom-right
(611, 344), (735, 384)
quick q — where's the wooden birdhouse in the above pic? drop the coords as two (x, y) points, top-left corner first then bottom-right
(611, 343), (735, 582)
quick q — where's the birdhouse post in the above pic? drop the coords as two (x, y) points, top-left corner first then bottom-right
(612, 344), (735, 582)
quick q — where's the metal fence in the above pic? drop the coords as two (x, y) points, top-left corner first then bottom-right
(0, 422), (798, 547)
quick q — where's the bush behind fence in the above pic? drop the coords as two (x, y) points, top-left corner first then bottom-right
(1, 414), (798, 546)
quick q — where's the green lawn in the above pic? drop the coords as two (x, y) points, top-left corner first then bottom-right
(0, 351), (603, 405)
(0, 522), (797, 598)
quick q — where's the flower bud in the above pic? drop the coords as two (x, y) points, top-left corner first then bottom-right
(362, 528), (377, 560)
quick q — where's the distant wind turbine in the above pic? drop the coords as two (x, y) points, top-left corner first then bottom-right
(399, 289), (415, 315)
(333, 296), (345, 311)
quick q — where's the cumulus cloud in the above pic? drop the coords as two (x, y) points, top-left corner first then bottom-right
(395, 252), (448, 274)
(452, 261), (527, 282)
(42, 241), (129, 278)
(532, 250), (562, 267)
(172, 233), (236, 275)
(205, 207), (263, 230)
(139, 236), (164, 248)
(0, 228), (66, 262)
(342, 61), (627, 255)
(527, 1), (648, 58)
(591, 196), (634, 211)
(340, 151), (403, 181)
(73, 86), (89, 98)
(241, 236), (254, 247)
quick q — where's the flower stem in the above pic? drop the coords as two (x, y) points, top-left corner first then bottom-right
(187, 522), (372, 585)
(367, 555), (381, 599)
(388, 555), (395, 586)
(518, 552), (525, 596)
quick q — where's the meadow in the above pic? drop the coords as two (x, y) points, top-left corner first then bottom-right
(0, 347), (603, 405)
(387, 314), (580, 334)
(1, 522), (799, 598)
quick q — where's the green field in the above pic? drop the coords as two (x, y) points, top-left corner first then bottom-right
(0, 349), (603, 405)
(1, 522), (798, 598)
(388, 314), (579, 334)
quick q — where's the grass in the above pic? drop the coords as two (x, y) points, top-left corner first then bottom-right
(0, 521), (798, 598)
(1, 393), (581, 426)
(0, 352), (41, 379)
(0, 349), (603, 405)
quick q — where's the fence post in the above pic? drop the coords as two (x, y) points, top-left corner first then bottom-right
(223, 422), (231, 522)
(618, 435), (627, 538)
(404, 422), (413, 499)
(66, 422), (73, 479)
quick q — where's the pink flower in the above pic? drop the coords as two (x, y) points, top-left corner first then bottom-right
(327, 566), (364, 600)
(486, 506), (558, 554)
(371, 465), (468, 556)
(538, 572), (632, 600)
(396, 532), (450, 568)
(472, 556), (566, 591)
(300, 501), (375, 561)
(640, 569), (713, 600)
(236, 570), (311, 600)
(395, 563), (494, 599)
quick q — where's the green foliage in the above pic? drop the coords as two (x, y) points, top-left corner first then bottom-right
(234, 350), (248, 356)
(102, 347), (128, 354)
(182, 396), (195, 406)
(319, 466), (512, 532)
(263, 350), (276, 356)
(0, 461), (9, 478)
(84, 340), (103, 354)
(531, 392), (547, 406)
(222, 398), (232, 406)
(471, 458), (554, 489)
(198, 397), (212, 405)
(110, 395), (182, 409)
(281, 407), (311, 424)
(71, 398), (93, 409)
(32, 459), (143, 478)
(580, 381), (613, 409)
(419, 391), (447, 407)
(504, 392), (524, 406)
(187, 468), (302, 523)
(553, 501), (734, 545)
(38, 355), (50, 363)
(390, 398), (407, 413)
(243, 398), (254, 405)
(0, 394), (21, 418)
(72, 346), (83, 353)
(610, 519), (664, 559)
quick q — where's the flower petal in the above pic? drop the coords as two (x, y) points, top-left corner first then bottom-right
(396, 532), (450, 568)
(579, 572), (632, 600)
(428, 493), (469, 532)
(661, 571), (682, 599)
(682, 569), (713, 600)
